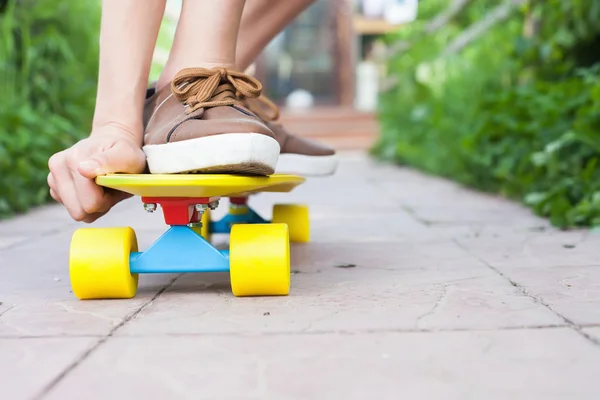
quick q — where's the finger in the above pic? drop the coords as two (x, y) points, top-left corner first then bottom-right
(104, 190), (133, 208)
(71, 163), (133, 216)
(47, 173), (61, 203)
(50, 156), (87, 221)
(71, 168), (110, 215)
(47, 172), (56, 191)
(80, 192), (130, 224)
(49, 188), (62, 204)
(80, 192), (132, 224)
(82, 212), (107, 224)
(92, 189), (133, 216)
(61, 177), (87, 221)
(78, 142), (145, 179)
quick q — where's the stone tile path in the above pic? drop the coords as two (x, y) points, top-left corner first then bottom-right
(1, 153), (599, 399)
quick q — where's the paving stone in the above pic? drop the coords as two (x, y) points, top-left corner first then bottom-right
(455, 228), (600, 269)
(45, 329), (600, 400)
(0, 230), (171, 337)
(118, 243), (561, 336)
(0, 337), (95, 400)
(498, 265), (600, 325)
(583, 328), (600, 343)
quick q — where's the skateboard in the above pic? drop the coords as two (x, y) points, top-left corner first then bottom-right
(69, 174), (309, 300)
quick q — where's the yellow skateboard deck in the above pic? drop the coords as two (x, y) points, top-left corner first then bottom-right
(96, 173), (305, 198)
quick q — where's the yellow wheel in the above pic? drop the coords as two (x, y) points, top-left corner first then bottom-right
(272, 204), (310, 243)
(230, 223), (290, 297)
(69, 227), (139, 300)
(192, 209), (211, 240)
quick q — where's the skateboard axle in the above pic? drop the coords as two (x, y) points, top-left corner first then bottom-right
(142, 196), (212, 225)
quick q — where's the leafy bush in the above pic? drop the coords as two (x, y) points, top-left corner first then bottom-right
(0, 0), (100, 216)
(376, 0), (600, 228)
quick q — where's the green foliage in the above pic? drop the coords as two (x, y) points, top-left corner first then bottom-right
(376, 0), (600, 228)
(0, 0), (100, 216)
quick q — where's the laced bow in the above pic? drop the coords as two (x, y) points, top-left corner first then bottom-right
(243, 93), (281, 122)
(171, 67), (262, 112)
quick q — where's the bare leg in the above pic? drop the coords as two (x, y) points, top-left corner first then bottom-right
(94, 0), (166, 136)
(49, 0), (166, 222)
(236, 0), (316, 71)
(157, 0), (246, 88)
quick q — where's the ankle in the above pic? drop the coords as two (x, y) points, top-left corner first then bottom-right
(157, 62), (237, 90)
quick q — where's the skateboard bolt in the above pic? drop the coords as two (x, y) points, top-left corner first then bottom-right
(143, 203), (157, 213)
(208, 201), (220, 210)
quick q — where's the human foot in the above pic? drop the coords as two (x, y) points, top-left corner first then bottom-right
(143, 67), (280, 175)
(242, 94), (338, 176)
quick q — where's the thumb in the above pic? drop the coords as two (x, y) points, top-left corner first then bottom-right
(78, 142), (145, 179)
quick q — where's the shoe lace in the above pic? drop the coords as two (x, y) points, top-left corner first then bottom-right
(242, 93), (280, 122)
(171, 67), (262, 112)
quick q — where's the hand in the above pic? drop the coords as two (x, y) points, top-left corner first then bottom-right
(47, 125), (146, 223)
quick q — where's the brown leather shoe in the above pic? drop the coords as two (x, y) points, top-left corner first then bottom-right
(243, 94), (338, 176)
(142, 68), (280, 175)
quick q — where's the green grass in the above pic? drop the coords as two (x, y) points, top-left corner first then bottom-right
(375, 0), (600, 228)
(0, 0), (101, 216)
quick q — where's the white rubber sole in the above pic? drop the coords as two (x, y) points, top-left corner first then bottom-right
(275, 153), (338, 176)
(143, 133), (281, 174)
